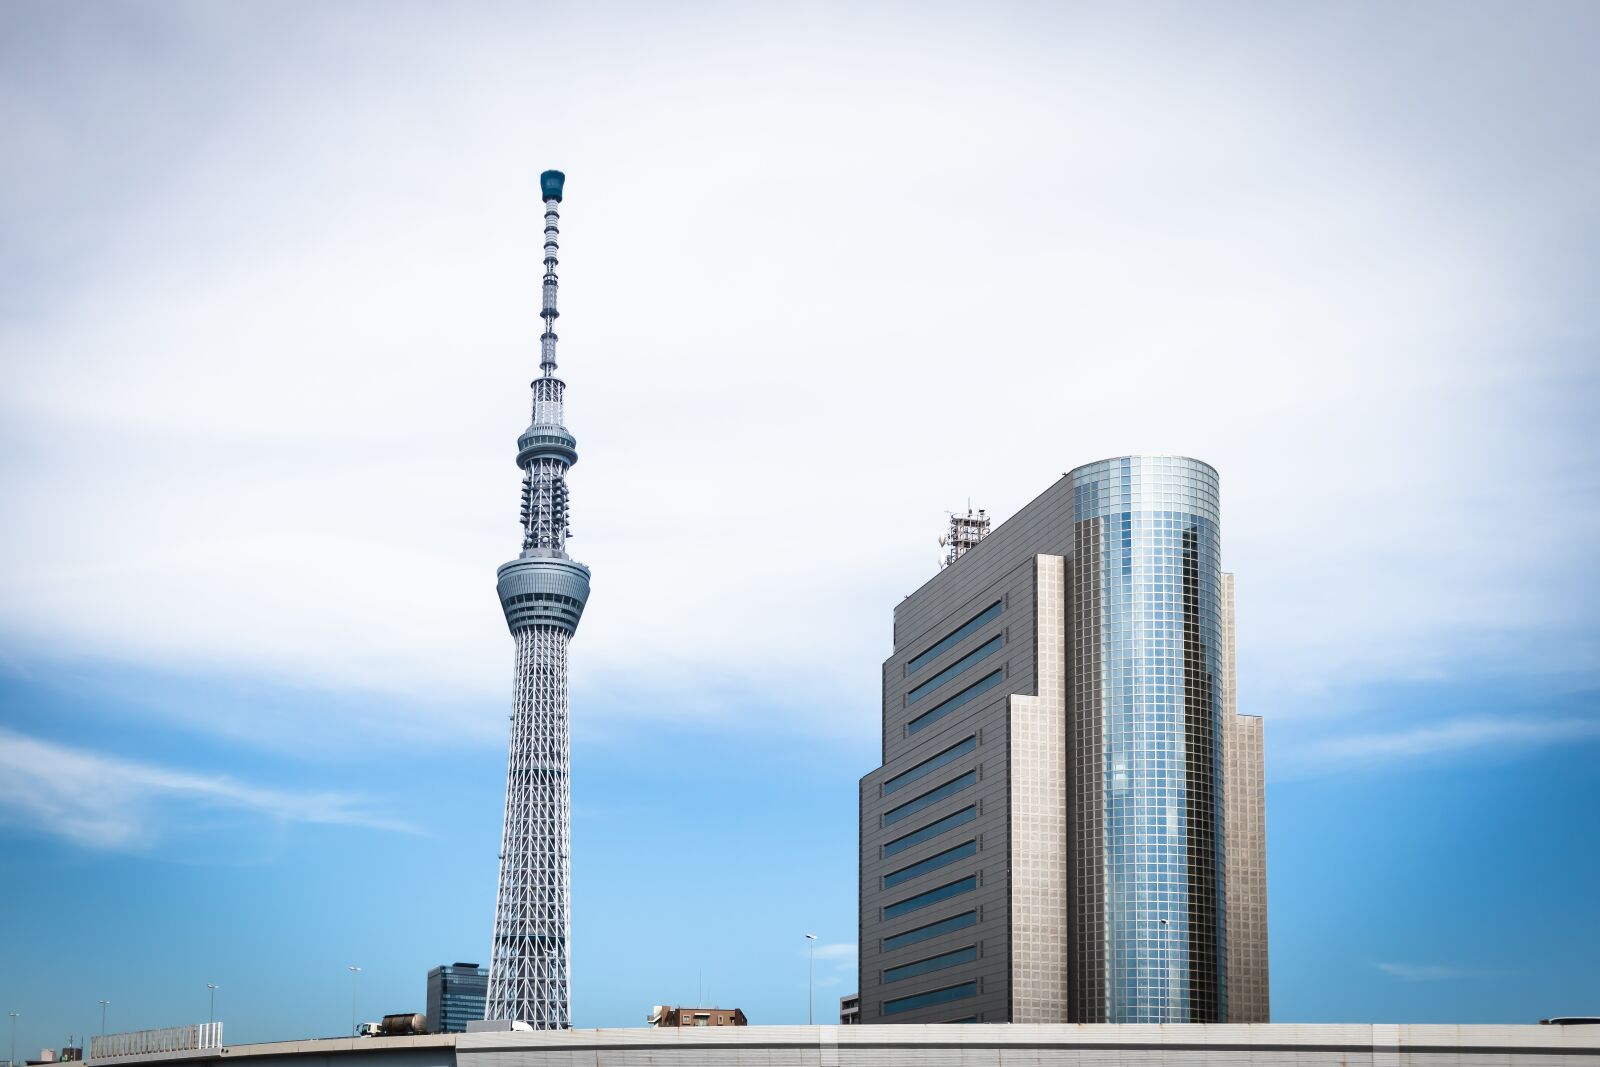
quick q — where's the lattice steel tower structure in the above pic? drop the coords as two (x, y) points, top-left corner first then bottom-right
(485, 169), (590, 1029)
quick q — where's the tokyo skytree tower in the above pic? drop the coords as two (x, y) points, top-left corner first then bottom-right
(485, 169), (590, 1029)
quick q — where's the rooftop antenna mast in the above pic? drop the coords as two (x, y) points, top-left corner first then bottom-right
(938, 504), (991, 568)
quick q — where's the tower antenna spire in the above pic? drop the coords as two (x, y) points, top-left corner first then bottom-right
(487, 168), (591, 1031)
(538, 170), (564, 378)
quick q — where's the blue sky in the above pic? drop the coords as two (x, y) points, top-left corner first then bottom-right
(2, 0), (1598, 1052)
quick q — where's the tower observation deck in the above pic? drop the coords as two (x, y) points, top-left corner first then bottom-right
(485, 169), (591, 1029)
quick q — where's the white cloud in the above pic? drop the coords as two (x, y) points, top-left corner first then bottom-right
(810, 943), (857, 963)
(1304, 714), (1600, 766)
(1375, 962), (1481, 983)
(0, 5), (1595, 743)
(0, 727), (416, 849)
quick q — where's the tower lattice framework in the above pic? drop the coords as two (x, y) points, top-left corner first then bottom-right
(486, 169), (590, 1029)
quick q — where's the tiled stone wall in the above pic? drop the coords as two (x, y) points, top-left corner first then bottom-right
(1009, 554), (1069, 1022)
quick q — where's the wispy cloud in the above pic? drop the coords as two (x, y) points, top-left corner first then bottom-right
(811, 942), (857, 962)
(1307, 714), (1600, 765)
(1375, 962), (1483, 983)
(0, 727), (417, 850)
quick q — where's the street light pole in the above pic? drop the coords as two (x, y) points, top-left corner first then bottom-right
(347, 967), (361, 1037)
(98, 1001), (109, 1038)
(207, 985), (218, 1028)
(804, 934), (817, 1026)
(9, 1010), (18, 1067)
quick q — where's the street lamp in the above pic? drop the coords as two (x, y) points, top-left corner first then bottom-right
(804, 934), (817, 1026)
(98, 1001), (110, 1038)
(347, 967), (361, 1037)
(207, 985), (218, 1029)
(9, 1010), (19, 1067)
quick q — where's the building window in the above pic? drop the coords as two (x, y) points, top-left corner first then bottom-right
(883, 910), (978, 952)
(907, 602), (1003, 674)
(883, 771), (977, 826)
(907, 636), (1004, 703)
(881, 981), (978, 1016)
(908, 670), (1005, 734)
(883, 876), (978, 920)
(884, 736), (977, 795)
(883, 840), (978, 889)
(882, 806), (977, 858)
(884, 945), (978, 984)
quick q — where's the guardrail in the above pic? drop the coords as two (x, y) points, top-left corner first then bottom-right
(90, 1024), (222, 1061)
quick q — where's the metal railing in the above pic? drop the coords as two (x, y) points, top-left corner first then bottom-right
(89, 1024), (222, 1061)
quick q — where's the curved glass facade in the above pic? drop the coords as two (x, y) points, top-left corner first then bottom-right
(1069, 456), (1226, 1023)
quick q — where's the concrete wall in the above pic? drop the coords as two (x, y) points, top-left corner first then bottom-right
(457, 1025), (1600, 1067)
(90, 1025), (1598, 1067)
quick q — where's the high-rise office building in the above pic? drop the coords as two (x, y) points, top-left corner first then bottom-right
(485, 170), (591, 1029)
(857, 456), (1268, 1024)
(427, 963), (489, 1034)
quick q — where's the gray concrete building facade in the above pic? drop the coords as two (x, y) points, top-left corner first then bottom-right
(858, 456), (1268, 1024)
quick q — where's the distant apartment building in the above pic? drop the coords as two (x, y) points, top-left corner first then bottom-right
(427, 963), (489, 1034)
(646, 1006), (748, 1027)
(858, 457), (1269, 1024)
(840, 994), (861, 1025)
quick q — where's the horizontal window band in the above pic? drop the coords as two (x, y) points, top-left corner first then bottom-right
(883, 875), (977, 921)
(883, 910), (978, 952)
(882, 806), (977, 858)
(883, 735), (977, 795)
(884, 945), (978, 984)
(907, 635), (1004, 704)
(883, 840), (978, 890)
(881, 981), (978, 1016)
(907, 602), (1002, 674)
(908, 670), (1005, 734)
(883, 771), (977, 826)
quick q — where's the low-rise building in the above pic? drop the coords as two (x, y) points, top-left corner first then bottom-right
(646, 1007), (747, 1028)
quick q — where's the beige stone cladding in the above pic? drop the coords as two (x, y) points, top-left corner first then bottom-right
(1008, 554), (1070, 1022)
(1221, 572), (1270, 1022)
